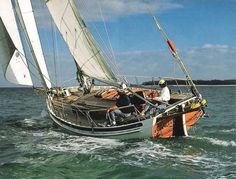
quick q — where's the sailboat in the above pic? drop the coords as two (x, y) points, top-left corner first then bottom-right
(0, 0), (207, 139)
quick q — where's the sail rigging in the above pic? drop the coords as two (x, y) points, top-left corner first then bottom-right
(0, 0), (32, 86)
(148, 11), (201, 98)
(45, 0), (119, 85)
(16, 0), (52, 89)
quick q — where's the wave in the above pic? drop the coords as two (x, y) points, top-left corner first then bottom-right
(23, 118), (38, 126)
(37, 133), (125, 154)
(190, 136), (236, 147)
(16, 132), (233, 175)
(120, 139), (220, 168)
(220, 128), (236, 133)
(23, 109), (48, 122)
(203, 137), (236, 147)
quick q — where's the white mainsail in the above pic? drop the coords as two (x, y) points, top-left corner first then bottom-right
(46, 0), (119, 85)
(0, 0), (32, 86)
(16, 0), (52, 88)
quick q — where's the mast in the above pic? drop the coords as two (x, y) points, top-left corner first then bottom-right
(149, 12), (201, 98)
(15, 0), (51, 89)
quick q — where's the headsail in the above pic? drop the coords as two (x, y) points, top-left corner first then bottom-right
(16, 0), (52, 89)
(0, 0), (32, 86)
(45, 0), (119, 85)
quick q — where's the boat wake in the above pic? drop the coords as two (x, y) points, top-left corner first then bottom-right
(37, 133), (124, 154)
(119, 139), (220, 168)
(35, 134), (221, 169)
(13, 129), (235, 178)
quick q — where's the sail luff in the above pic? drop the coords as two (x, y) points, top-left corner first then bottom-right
(0, 0), (32, 86)
(46, 0), (119, 85)
(16, 0), (52, 89)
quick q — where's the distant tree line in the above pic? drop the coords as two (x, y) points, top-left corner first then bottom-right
(142, 79), (236, 85)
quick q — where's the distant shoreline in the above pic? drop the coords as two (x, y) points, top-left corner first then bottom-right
(173, 85), (236, 87)
(142, 79), (236, 86)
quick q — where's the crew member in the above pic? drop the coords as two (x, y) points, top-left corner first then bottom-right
(108, 90), (131, 126)
(144, 79), (170, 115)
(153, 79), (170, 104)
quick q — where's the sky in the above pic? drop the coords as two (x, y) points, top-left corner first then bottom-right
(0, 0), (236, 87)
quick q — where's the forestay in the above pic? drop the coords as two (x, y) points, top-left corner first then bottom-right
(46, 0), (119, 85)
(0, 0), (32, 86)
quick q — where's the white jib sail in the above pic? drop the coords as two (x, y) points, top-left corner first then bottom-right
(17, 0), (52, 88)
(46, 0), (119, 85)
(0, 0), (32, 86)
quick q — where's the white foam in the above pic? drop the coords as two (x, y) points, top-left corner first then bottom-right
(40, 109), (48, 118)
(18, 135), (228, 170)
(201, 137), (236, 147)
(221, 129), (236, 133)
(32, 132), (44, 137)
(23, 110), (48, 124)
(23, 118), (37, 126)
(37, 134), (124, 154)
(121, 140), (178, 167)
(190, 136), (236, 147)
(0, 135), (6, 139)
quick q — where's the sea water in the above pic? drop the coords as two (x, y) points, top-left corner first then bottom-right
(0, 87), (235, 178)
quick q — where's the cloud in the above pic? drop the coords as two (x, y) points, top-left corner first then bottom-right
(182, 44), (236, 80)
(115, 50), (185, 83)
(114, 44), (236, 82)
(202, 44), (229, 49)
(32, 0), (183, 27)
(78, 0), (183, 22)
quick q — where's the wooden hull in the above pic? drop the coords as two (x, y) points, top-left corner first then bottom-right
(47, 97), (203, 139)
(152, 110), (203, 138)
